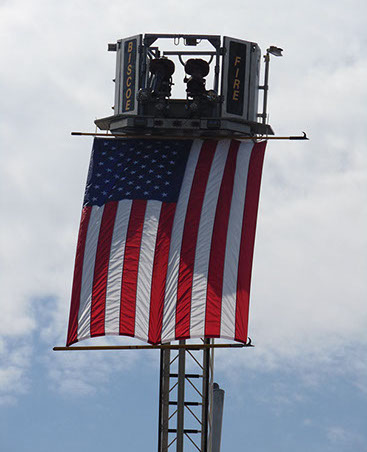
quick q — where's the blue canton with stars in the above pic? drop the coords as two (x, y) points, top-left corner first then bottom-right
(83, 138), (193, 207)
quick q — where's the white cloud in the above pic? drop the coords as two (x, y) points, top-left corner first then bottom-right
(326, 425), (366, 449)
(0, 339), (32, 403)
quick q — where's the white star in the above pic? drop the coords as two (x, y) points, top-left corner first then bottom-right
(162, 193), (167, 197)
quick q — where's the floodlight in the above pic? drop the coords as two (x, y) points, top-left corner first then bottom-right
(185, 37), (198, 46)
(184, 58), (210, 98)
(267, 46), (283, 57)
(149, 58), (175, 97)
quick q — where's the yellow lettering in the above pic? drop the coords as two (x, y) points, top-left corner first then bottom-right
(128, 41), (133, 52)
(125, 99), (131, 110)
(233, 79), (240, 90)
(128, 53), (132, 63)
(235, 68), (240, 78)
(127, 64), (132, 75)
(126, 76), (132, 87)
(126, 88), (132, 99)
(234, 56), (241, 66)
(232, 90), (239, 101)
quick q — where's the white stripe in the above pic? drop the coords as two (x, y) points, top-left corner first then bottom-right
(104, 200), (132, 335)
(77, 205), (104, 341)
(220, 142), (253, 339)
(134, 201), (162, 342)
(161, 140), (203, 343)
(190, 140), (230, 338)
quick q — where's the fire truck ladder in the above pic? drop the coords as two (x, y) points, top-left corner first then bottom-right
(158, 339), (214, 452)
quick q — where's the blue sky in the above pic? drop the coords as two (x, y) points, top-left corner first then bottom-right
(1, 0), (366, 451)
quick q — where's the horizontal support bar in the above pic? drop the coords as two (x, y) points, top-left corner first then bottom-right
(163, 51), (216, 56)
(169, 373), (201, 378)
(53, 343), (246, 352)
(71, 131), (309, 141)
(145, 33), (221, 40)
(169, 402), (202, 406)
(168, 429), (200, 434)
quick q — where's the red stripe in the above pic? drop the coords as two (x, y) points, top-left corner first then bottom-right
(90, 201), (118, 338)
(235, 141), (266, 342)
(205, 140), (240, 337)
(148, 203), (176, 345)
(175, 140), (217, 339)
(67, 206), (92, 346)
(119, 199), (147, 337)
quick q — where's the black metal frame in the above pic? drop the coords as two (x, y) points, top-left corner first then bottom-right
(95, 33), (275, 137)
(158, 340), (213, 452)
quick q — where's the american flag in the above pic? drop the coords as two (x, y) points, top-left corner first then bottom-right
(67, 138), (266, 346)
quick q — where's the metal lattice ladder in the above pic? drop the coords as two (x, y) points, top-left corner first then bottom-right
(158, 339), (214, 452)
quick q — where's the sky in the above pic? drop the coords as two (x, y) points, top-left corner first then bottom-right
(0, 0), (366, 451)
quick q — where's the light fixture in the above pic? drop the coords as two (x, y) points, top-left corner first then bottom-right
(267, 46), (283, 57)
(184, 58), (210, 98)
(184, 37), (198, 46)
(149, 58), (175, 97)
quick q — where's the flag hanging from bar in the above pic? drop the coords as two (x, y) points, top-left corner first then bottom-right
(67, 138), (266, 346)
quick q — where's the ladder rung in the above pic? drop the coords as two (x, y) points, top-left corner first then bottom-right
(169, 373), (202, 378)
(169, 401), (202, 406)
(168, 429), (201, 434)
